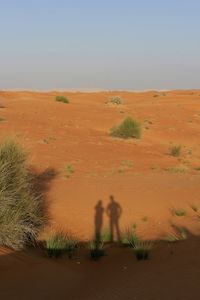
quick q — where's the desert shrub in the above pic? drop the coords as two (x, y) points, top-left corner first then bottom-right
(0, 117), (5, 122)
(55, 95), (69, 104)
(110, 116), (142, 139)
(164, 165), (188, 173)
(0, 139), (45, 250)
(46, 232), (78, 258)
(171, 208), (186, 217)
(108, 96), (123, 105)
(122, 228), (139, 247)
(133, 240), (153, 260)
(46, 231), (78, 258)
(169, 145), (182, 157)
(163, 229), (187, 243)
(89, 240), (105, 261)
(64, 164), (74, 178)
(46, 232), (67, 258)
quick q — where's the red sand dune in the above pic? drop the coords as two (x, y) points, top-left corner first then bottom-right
(0, 90), (200, 299)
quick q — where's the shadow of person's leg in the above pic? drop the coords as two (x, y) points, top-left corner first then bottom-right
(115, 221), (121, 243)
(110, 221), (114, 242)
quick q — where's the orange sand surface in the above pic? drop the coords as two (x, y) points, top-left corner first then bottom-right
(0, 90), (200, 299)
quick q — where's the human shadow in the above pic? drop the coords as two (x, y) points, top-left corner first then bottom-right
(106, 195), (122, 242)
(94, 200), (104, 247)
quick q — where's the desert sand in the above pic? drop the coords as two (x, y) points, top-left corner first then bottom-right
(0, 90), (200, 299)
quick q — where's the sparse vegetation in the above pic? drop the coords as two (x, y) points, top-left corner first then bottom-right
(133, 240), (153, 260)
(163, 227), (187, 243)
(118, 160), (134, 173)
(64, 164), (74, 178)
(122, 227), (139, 246)
(110, 116), (142, 139)
(171, 208), (186, 217)
(46, 232), (68, 258)
(108, 96), (123, 105)
(169, 144), (182, 157)
(55, 95), (69, 104)
(89, 240), (105, 261)
(164, 165), (189, 173)
(0, 139), (46, 250)
(46, 232), (78, 258)
(0, 116), (5, 122)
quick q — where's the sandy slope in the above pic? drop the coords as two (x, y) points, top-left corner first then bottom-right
(0, 90), (200, 239)
(0, 90), (200, 299)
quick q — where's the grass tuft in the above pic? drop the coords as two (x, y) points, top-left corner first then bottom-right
(169, 145), (182, 157)
(108, 96), (123, 105)
(64, 164), (74, 178)
(0, 139), (46, 250)
(46, 232), (77, 258)
(133, 240), (153, 260)
(171, 208), (186, 217)
(89, 240), (105, 261)
(110, 116), (142, 139)
(55, 96), (69, 104)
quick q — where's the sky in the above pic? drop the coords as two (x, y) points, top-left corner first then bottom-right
(0, 0), (200, 90)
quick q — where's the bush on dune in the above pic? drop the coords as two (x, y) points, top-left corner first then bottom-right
(55, 95), (69, 104)
(0, 139), (46, 250)
(110, 116), (142, 139)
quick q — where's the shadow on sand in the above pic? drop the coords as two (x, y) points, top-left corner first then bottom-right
(94, 195), (122, 244)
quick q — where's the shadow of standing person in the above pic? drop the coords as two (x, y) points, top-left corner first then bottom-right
(106, 195), (122, 242)
(94, 200), (104, 247)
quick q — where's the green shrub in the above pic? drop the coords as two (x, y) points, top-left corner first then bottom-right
(169, 145), (182, 157)
(171, 208), (186, 217)
(46, 232), (78, 258)
(133, 240), (153, 260)
(46, 232), (67, 258)
(55, 95), (69, 104)
(110, 117), (142, 139)
(64, 164), (74, 178)
(122, 228), (139, 246)
(108, 96), (123, 105)
(89, 240), (105, 261)
(0, 139), (45, 250)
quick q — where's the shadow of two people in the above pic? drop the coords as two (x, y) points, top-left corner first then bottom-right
(94, 195), (122, 244)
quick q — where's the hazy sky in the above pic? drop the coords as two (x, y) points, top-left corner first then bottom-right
(0, 0), (200, 90)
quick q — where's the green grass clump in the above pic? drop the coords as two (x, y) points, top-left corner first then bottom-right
(122, 228), (139, 247)
(171, 208), (186, 217)
(46, 232), (67, 258)
(163, 229), (187, 243)
(108, 96), (123, 105)
(164, 165), (188, 173)
(169, 145), (182, 157)
(110, 117), (142, 139)
(46, 232), (78, 258)
(64, 164), (74, 178)
(133, 240), (153, 260)
(55, 95), (69, 104)
(0, 139), (45, 250)
(89, 240), (105, 261)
